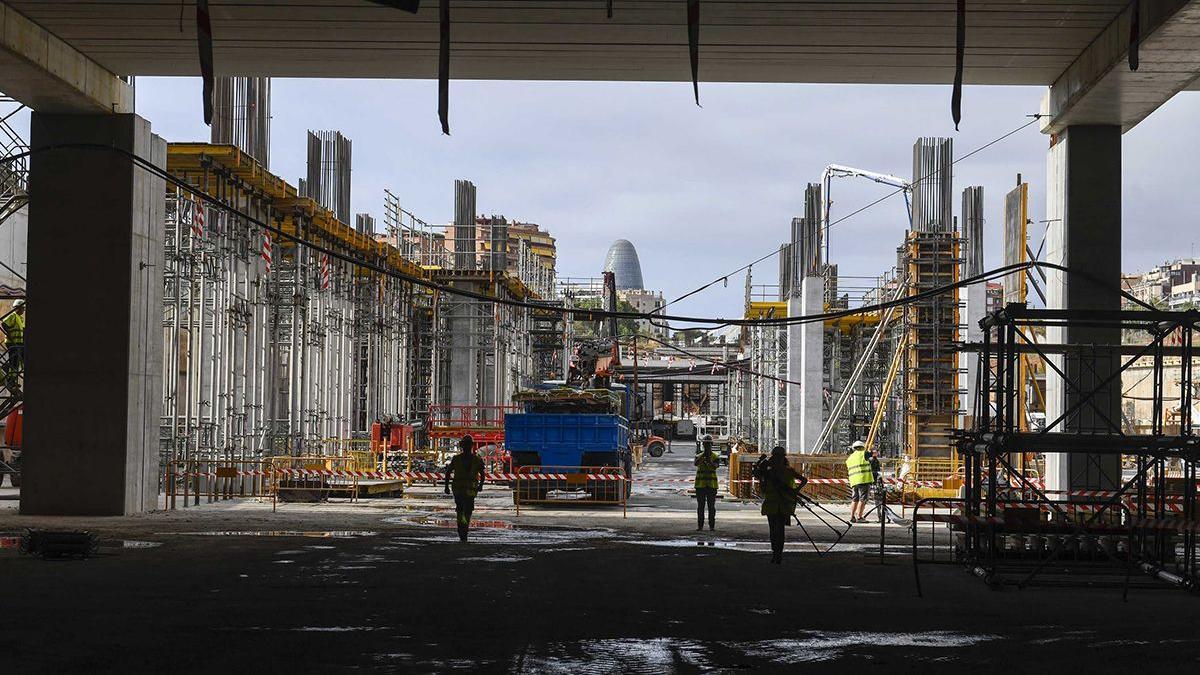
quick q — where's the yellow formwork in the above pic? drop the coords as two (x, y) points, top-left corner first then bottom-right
(166, 143), (428, 280)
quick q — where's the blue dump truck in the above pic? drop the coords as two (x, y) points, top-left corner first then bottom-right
(505, 386), (633, 504)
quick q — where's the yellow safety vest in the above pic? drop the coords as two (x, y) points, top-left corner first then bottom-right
(760, 466), (798, 516)
(846, 449), (873, 487)
(694, 451), (719, 490)
(2, 313), (23, 346)
(450, 453), (484, 497)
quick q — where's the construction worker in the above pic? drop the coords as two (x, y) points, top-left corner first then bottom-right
(755, 446), (807, 564)
(846, 440), (873, 523)
(694, 434), (719, 531)
(2, 300), (25, 394)
(443, 435), (485, 542)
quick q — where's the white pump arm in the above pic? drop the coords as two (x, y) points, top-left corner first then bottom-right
(818, 164), (913, 267)
(821, 164), (911, 191)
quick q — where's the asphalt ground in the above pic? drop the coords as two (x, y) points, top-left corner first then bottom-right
(2, 443), (1197, 673)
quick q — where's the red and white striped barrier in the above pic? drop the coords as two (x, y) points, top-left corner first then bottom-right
(177, 469), (948, 488)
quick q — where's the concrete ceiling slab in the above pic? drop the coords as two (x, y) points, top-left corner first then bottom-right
(7, 0), (1126, 84)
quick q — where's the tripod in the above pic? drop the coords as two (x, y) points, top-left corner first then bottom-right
(790, 493), (851, 557)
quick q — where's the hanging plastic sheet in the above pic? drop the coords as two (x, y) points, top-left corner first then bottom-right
(687, 0), (701, 106)
(197, 0), (214, 125)
(1129, 0), (1141, 71)
(367, 0), (421, 10)
(951, 0), (965, 130)
(439, 0), (451, 134)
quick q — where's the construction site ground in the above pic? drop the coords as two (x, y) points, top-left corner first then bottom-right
(2, 442), (1197, 672)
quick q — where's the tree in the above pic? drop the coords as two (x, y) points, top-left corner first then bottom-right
(571, 298), (640, 337)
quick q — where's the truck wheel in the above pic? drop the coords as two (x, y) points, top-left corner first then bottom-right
(647, 442), (665, 458)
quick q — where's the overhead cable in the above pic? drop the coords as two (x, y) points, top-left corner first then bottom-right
(0, 143), (1155, 326)
(654, 113), (1043, 315)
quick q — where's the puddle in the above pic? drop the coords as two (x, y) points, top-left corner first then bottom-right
(174, 530), (377, 538)
(385, 518), (617, 547)
(834, 585), (886, 595)
(388, 504), (455, 512)
(628, 539), (770, 552)
(389, 515), (514, 530)
(515, 631), (1001, 671)
(114, 540), (162, 549)
(748, 631), (1001, 664)
(459, 555), (531, 563)
(232, 626), (395, 633)
(629, 539), (909, 555)
(1, 536), (161, 550)
(392, 527), (615, 547)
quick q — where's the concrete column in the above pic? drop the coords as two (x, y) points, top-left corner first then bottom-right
(788, 275), (824, 453)
(447, 287), (479, 408)
(21, 113), (166, 515)
(960, 282), (985, 423)
(1044, 125), (1122, 494)
(786, 297), (802, 452)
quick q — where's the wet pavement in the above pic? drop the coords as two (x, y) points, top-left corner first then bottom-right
(2, 444), (1199, 672)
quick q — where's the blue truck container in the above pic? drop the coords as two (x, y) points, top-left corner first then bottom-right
(503, 413), (629, 469)
(504, 409), (632, 503)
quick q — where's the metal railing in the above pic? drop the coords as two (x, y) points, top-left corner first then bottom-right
(910, 496), (1144, 596)
(513, 465), (628, 517)
(162, 458), (273, 508)
(268, 455), (360, 512)
(427, 404), (520, 436)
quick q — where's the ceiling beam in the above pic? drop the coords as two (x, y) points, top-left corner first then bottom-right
(1041, 0), (1200, 135)
(0, 1), (131, 113)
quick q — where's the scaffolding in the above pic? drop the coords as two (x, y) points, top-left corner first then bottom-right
(915, 305), (1200, 593)
(904, 137), (962, 461)
(160, 144), (549, 498)
(827, 269), (906, 454)
(0, 98), (26, 488)
(738, 275), (787, 449)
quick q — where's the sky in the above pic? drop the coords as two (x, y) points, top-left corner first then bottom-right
(105, 78), (1200, 320)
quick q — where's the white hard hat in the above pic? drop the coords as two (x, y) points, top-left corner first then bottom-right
(851, 440), (866, 450)
(12, 299), (24, 308)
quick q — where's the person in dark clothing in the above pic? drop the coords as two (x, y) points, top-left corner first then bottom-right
(443, 436), (485, 542)
(755, 446), (808, 564)
(694, 435), (719, 531)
